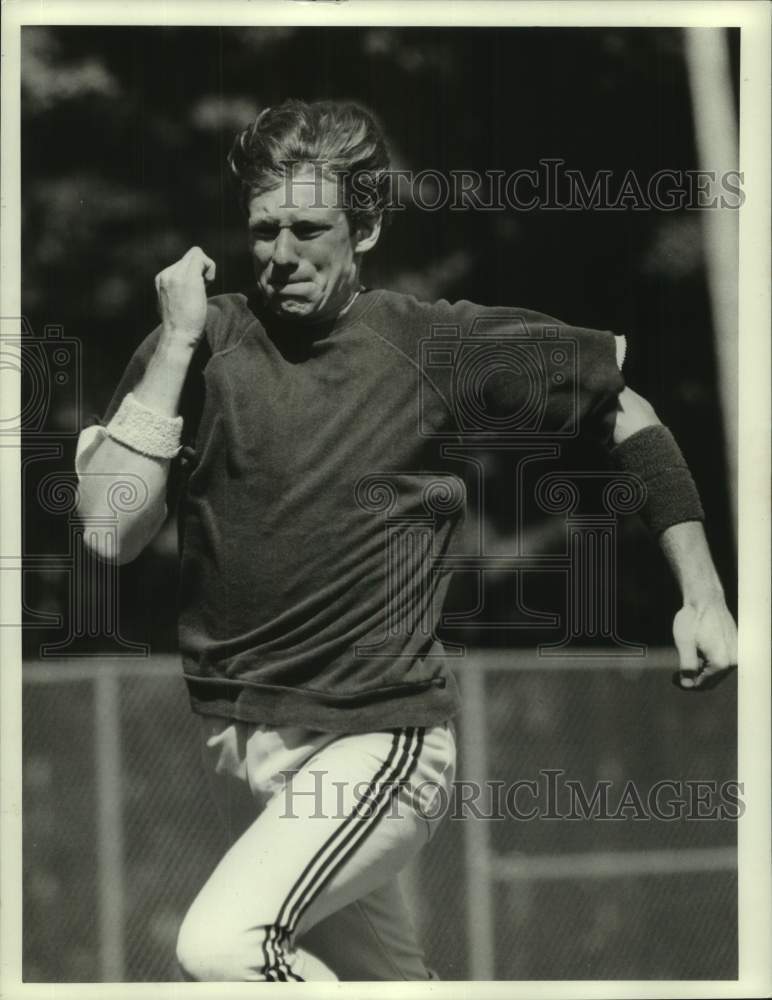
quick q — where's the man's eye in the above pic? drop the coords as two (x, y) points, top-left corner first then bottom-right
(252, 228), (278, 241)
(294, 226), (326, 239)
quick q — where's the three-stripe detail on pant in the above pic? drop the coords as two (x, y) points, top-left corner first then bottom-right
(260, 727), (424, 982)
(262, 924), (303, 982)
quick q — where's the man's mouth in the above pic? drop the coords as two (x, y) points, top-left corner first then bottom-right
(270, 281), (313, 296)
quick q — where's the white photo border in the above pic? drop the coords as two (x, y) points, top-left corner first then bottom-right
(1, 2), (769, 998)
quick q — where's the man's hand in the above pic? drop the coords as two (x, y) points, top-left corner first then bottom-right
(671, 602), (738, 691)
(155, 246), (217, 350)
(654, 521), (737, 692)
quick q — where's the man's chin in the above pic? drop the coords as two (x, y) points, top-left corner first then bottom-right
(264, 295), (315, 319)
(276, 298), (311, 313)
(262, 290), (330, 323)
(262, 289), (316, 319)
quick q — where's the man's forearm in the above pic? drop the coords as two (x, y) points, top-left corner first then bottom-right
(78, 247), (216, 563)
(611, 406), (726, 606)
(659, 521), (725, 608)
(76, 338), (196, 563)
(131, 338), (198, 415)
(606, 385), (737, 679)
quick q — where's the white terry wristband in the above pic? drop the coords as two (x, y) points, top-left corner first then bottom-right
(106, 392), (183, 459)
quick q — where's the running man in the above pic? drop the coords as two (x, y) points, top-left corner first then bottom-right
(74, 99), (737, 981)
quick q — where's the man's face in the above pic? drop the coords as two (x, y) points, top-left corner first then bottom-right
(247, 165), (379, 322)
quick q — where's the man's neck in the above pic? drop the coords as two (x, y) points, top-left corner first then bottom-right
(336, 285), (364, 318)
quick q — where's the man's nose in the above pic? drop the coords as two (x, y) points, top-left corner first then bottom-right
(272, 229), (298, 268)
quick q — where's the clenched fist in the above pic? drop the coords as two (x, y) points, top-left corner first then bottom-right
(155, 246), (216, 351)
(672, 602), (738, 691)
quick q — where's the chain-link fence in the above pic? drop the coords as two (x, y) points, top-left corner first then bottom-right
(22, 649), (737, 982)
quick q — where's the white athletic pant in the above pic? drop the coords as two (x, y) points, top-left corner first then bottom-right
(176, 718), (457, 981)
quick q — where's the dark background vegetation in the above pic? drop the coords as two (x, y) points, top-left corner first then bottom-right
(21, 25), (738, 656)
(20, 24), (740, 984)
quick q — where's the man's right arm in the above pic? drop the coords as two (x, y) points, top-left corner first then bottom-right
(75, 246), (216, 564)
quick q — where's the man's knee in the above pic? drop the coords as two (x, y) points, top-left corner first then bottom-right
(176, 910), (217, 981)
(176, 906), (298, 982)
(176, 907), (247, 981)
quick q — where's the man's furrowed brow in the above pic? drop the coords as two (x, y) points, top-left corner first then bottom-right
(249, 210), (336, 228)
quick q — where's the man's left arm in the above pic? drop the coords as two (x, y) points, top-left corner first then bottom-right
(609, 386), (738, 690)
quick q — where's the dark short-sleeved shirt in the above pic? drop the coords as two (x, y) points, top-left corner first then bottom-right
(96, 288), (624, 732)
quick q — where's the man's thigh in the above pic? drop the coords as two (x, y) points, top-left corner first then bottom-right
(180, 722), (455, 980)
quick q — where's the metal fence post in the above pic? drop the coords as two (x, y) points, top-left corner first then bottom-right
(458, 660), (495, 979)
(93, 667), (125, 980)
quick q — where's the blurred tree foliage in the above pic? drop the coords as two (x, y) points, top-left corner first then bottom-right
(21, 26), (737, 653)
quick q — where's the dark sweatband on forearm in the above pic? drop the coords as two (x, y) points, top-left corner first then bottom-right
(609, 424), (705, 536)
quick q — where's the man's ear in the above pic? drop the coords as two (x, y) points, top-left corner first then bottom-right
(353, 214), (382, 254)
